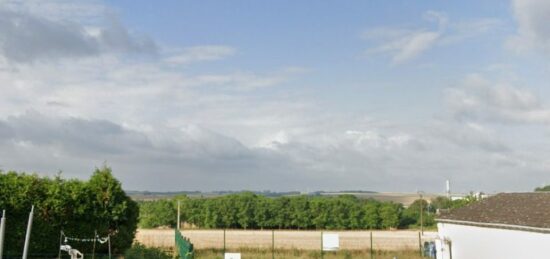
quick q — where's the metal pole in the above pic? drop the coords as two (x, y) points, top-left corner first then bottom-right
(177, 200), (181, 231)
(418, 231), (422, 257)
(223, 229), (226, 255)
(92, 230), (97, 259)
(272, 230), (275, 259)
(418, 192), (424, 236)
(108, 234), (112, 259)
(320, 231), (323, 259)
(370, 231), (373, 259)
(57, 230), (62, 259)
(0, 210), (6, 259)
(22, 205), (34, 259)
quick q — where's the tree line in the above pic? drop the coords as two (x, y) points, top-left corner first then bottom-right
(0, 167), (138, 257)
(139, 193), (476, 230)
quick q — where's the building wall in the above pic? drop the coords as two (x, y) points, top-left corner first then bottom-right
(436, 223), (550, 259)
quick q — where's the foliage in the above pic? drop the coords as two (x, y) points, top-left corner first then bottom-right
(0, 166), (138, 257)
(401, 199), (434, 228)
(139, 199), (177, 228)
(124, 243), (172, 259)
(378, 202), (402, 229)
(140, 194), (409, 230)
(140, 193), (486, 230)
(431, 195), (479, 210)
(535, 185), (550, 192)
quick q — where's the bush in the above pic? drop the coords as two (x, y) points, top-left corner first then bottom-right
(0, 166), (138, 257)
(124, 243), (172, 259)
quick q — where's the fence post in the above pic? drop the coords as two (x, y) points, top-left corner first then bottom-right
(418, 231), (422, 257)
(108, 234), (112, 259)
(320, 231), (324, 259)
(223, 229), (226, 255)
(272, 229), (275, 259)
(92, 230), (97, 259)
(57, 230), (62, 259)
(370, 231), (373, 259)
(22, 205), (34, 259)
(177, 200), (181, 231)
(0, 210), (5, 259)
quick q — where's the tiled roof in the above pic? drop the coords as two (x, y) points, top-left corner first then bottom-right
(437, 193), (550, 230)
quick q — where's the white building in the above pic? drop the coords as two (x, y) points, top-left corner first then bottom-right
(435, 192), (550, 259)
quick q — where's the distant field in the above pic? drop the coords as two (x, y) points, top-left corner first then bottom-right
(136, 229), (437, 251)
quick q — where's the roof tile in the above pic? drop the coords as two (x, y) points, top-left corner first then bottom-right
(437, 193), (550, 229)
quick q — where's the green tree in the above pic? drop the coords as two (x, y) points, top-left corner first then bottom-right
(0, 167), (138, 256)
(254, 196), (273, 229)
(310, 197), (330, 229)
(272, 197), (291, 229)
(401, 199), (434, 228)
(535, 185), (550, 192)
(289, 196), (312, 229)
(138, 199), (176, 228)
(235, 192), (257, 229)
(379, 202), (402, 229)
(363, 200), (380, 229)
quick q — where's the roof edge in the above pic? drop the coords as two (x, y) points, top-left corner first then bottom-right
(436, 218), (550, 234)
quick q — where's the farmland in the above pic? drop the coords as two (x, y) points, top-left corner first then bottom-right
(194, 249), (425, 259)
(137, 229), (437, 251)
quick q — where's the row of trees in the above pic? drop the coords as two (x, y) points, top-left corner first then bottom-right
(139, 193), (475, 230)
(0, 167), (138, 257)
(535, 185), (550, 191)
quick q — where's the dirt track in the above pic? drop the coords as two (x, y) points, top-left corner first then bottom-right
(136, 229), (437, 251)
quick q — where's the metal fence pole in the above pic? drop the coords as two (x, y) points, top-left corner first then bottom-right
(320, 231), (324, 259)
(57, 230), (62, 259)
(418, 231), (422, 257)
(173, 229), (178, 259)
(177, 200), (181, 231)
(0, 210), (5, 259)
(22, 205), (34, 259)
(370, 231), (374, 259)
(223, 229), (226, 255)
(272, 230), (275, 259)
(92, 230), (97, 259)
(108, 234), (112, 259)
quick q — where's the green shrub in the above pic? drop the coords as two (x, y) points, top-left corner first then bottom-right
(0, 166), (138, 257)
(124, 243), (172, 259)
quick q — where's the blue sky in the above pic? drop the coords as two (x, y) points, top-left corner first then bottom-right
(1, 0), (550, 193)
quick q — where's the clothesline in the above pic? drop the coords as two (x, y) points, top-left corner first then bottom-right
(61, 231), (110, 244)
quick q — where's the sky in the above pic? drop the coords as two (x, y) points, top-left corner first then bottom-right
(1, 0), (550, 193)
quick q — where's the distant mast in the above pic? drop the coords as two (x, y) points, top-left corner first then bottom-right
(446, 180), (451, 199)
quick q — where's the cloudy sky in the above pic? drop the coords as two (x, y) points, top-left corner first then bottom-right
(1, 0), (550, 193)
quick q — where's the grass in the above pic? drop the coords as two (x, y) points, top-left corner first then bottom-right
(193, 248), (424, 259)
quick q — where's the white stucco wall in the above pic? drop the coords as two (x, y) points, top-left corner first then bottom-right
(437, 222), (550, 259)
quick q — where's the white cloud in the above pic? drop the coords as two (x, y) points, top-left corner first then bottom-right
(0, 0), (106, 21)
(364, 11), (500, 64)
(0, 1), (548, 193)
(446, 74), (550, 124)
(185, 68), (305, 91)
(345, 130), (412, 150)
(508, 0), (550, 53)
(0, 2), (156, 63)
(164, 45), (236, 64)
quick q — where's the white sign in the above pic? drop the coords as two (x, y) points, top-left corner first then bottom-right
(224, 253), (241, 259)
(322, 233), (339, 251)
